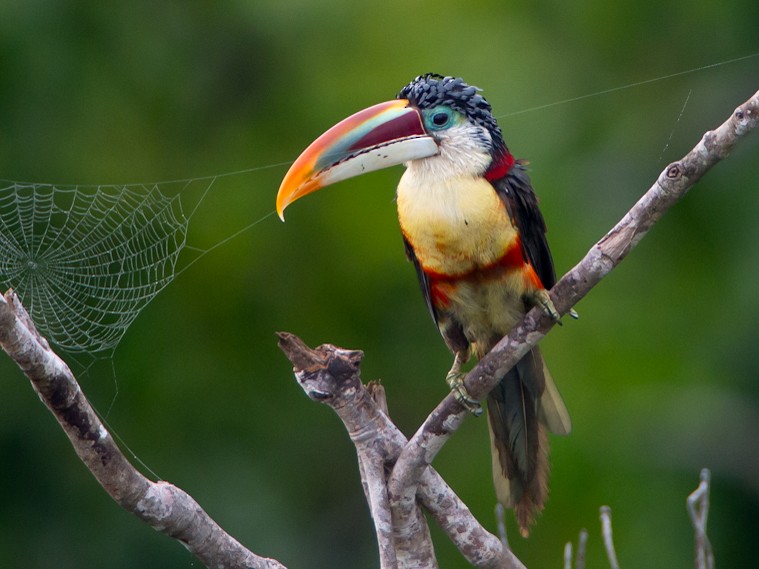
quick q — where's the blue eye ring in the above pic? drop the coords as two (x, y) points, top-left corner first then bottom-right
(424, 106), (454, 130)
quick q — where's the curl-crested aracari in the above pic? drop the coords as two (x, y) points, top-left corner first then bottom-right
(276, 74), (571, 535)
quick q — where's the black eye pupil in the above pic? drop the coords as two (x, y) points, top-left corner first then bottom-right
(432, 112), (448, 126)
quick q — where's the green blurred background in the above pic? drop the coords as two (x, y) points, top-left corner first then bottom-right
(1, 1), (758, 567)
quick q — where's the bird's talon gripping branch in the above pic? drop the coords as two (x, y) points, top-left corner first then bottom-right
(446, 370), (483, 416)
(445, 351), (482, 415)
(530, 289), (560, 322)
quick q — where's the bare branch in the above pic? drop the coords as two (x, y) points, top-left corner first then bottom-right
(688, 468), (714, 569)
(386, 403), (467, 557)
(600, 506), (621, 569)
(386, 87), (759, 523)
(564, 542), (572, 569)
(563, 527), (588, 569)
(0, 290), (285, 569)
(277, 332), (525, 569)
(276, 332), (436, 569)
(357, 446), (399, 569)
(362, 382), (402, 568)
(575, 529), (588, 569)
(419, 470), (523, 569)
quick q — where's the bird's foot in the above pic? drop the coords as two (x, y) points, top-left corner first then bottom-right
(529, 289), (561, 323)
(446, 369), (482, 417)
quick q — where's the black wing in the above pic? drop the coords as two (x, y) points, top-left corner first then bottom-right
(491, 162), (556, 289)
(403, 236), (438, 323)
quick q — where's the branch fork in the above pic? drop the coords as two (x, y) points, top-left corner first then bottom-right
(277, 332), (519, 569)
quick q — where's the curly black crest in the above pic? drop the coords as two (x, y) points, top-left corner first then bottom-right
(397, 74), (505, 148)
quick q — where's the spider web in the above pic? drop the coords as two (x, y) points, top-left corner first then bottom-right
(0, 182), (189, 353)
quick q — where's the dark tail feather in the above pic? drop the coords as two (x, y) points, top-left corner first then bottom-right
(486, 347), (569, 536)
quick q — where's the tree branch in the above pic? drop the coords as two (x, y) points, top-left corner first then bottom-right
(0, 290), (285, 569)
(599, 506), (621, 569)
(387, 87), (759, 512)
(687, 468), (714, 569)
(275, 332), (415, 569)
(277, 332), (525, 569)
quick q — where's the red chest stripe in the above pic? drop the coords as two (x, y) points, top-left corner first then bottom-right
(424, 235), (525, 282)
(423, 235), (544, 308)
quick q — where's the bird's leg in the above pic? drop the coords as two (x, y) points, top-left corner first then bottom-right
(526, 289), (561, 322)
(446, 350), (482, 417)
(531, 290), (580, 321)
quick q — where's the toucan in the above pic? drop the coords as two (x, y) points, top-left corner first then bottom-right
(276, 74), (571, 535)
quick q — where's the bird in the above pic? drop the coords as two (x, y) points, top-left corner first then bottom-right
(276, 73), (571, 536)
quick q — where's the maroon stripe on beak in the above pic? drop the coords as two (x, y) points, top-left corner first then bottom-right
(348, 106), (425, 153)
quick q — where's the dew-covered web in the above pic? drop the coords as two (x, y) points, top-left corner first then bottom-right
(0, 182), (190, 353)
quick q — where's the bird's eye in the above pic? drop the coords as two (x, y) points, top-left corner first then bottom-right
(423, 106), (456, 131)
(432, 112), (449, 127)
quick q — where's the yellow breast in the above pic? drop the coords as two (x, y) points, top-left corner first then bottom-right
(396, 172), (517, 276)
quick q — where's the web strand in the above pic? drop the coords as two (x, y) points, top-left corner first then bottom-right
(497, 51), (759, 119)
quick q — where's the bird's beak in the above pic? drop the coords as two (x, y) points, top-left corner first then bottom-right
(276, 99), (438, 220)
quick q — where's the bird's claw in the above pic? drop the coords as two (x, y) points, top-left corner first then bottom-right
(446, 370), (483, 416)
(526, 289), (564, 323)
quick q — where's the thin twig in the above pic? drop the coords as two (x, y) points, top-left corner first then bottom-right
(600, 506), (621, 569)
(564, 542), (573, 569)
(576, 528), (588, 569)
(563, 528), (588, 569)
(687, 468), (714, 569)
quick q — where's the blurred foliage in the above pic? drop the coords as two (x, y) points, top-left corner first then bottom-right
(1, 1), (758, 567)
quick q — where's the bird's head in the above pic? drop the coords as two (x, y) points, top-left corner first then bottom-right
(276, 74), (513, 220)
